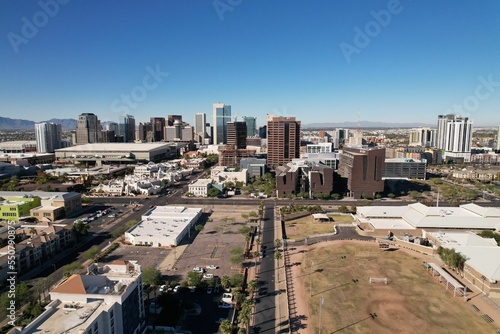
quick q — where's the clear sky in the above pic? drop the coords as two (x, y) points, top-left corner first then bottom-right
(1, 0), (499, 127)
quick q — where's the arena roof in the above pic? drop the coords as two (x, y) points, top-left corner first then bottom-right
(55, 143), (171, 152)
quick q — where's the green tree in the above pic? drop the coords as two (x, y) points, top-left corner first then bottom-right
(224, 181), (235, 189)
(221, 275), (231, 290)
(83, 245), (101, 262)
(229, 273), (244, 288)
(338, 205), (349, 213)
(229, 246), (244, 266)
(238, 226), (251, 236)
(275, 239), (281, 248)
(387, 193), (395, 199)
(142, 267), (162, 286)
(62, 261), (83, 278)
(219, 319), (233, 334)
(247, 279), (257, 294)
(73, 221), (89, 239)
(478, 230), (500, 245)
(195, 224), (204, 232)
(409, 190), (421, 200)
(208, 187), (221, 197)
(187, 271), (203, 287)
(275, 251), (282, 266)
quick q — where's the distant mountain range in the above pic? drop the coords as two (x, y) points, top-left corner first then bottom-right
(0, 117), (77, 130)
(303, 121), (435, 129)
(2, 117), (489, 131)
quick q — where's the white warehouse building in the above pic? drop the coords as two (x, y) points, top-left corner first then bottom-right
(125, 206), (202, 247)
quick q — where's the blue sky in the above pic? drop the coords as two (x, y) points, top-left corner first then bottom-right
(1, 0), (499, 127)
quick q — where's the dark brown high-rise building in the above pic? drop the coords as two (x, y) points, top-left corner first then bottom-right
(76, 113), (101, 144)
(266, 115), (301, 168)
(150, 117), (166, 141)
(338, 146), (385, 199)
(227, 121), (247, 149)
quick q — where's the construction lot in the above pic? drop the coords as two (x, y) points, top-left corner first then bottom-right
(300, 242), (498, 334)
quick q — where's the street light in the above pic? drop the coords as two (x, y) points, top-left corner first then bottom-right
(310, 260), (314, 296)
(319, 295), (324, 334)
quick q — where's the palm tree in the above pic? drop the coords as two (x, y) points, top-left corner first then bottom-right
(219, 319), (233, 334)
(275, 238), (281, 248)
(247, 279), (257, 295)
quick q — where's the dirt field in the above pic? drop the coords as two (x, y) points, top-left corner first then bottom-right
(300, 242), (498, 334)
(285, 214), (353, 240)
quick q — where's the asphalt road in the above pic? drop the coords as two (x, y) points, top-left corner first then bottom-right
(252, 204), (277, 334)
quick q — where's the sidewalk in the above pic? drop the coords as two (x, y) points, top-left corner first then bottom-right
(275, 206), (290, 333)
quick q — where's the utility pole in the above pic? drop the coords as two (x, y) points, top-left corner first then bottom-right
(310, 260), (314, 296)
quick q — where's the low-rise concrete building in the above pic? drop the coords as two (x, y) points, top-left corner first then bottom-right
(125, 206), (202, 247)
(211, 166), (248, 185)
(425, 231), (500, 298)
(383, 158), (427, 180)
(55, 143), (173, 165)
(188, 179), (213, 197)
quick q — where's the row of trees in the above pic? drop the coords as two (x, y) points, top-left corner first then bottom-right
(437, 246), (466, 273)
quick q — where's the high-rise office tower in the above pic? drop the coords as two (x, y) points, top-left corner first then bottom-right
(194, 113), (207, 144)
(118, 114), (136, 143)
(266, 115), (301, 168)
(167, 115), (183, 126)
(150, 117), (166, 141)
(35, 122), (61, 153)
(76, 113), (102, 144)
(409, 128), (436, 147)
(242, 116), (257, 137)
(164, 121), (193, 141)
(227, 121), (247, 149)
(496, 126), (500, 151)
(137, 122), (154, 142)
(213, 103), (231, 145)
(436, 114), (473, 162)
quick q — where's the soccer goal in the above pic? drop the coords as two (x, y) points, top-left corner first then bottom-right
(369, 277), (388, 284)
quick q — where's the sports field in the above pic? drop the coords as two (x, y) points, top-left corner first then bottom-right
(301, 242), (498, 334)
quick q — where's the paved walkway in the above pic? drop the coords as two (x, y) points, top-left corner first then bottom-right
(275, 207), (290, 333)
(158, 244), (189, 272)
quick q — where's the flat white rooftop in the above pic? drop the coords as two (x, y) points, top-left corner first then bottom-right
(367, 218), (415, 230)
(127, 206), (202, 242)
(356, 203), (500, 230)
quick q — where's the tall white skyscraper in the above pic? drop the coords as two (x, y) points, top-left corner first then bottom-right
(496, 125), (500, 151)
(35, 122), (61, 153)
(212, 103), (231, 145)
(194, 112), (206, 144)
(436, 114), (473, 162)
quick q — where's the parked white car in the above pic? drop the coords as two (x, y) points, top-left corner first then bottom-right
(206, 265), (218, 270)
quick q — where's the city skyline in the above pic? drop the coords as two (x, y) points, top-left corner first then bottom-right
(1, 1), (500, 126)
